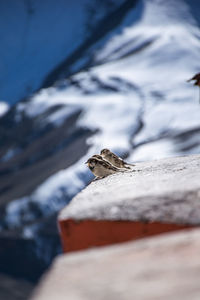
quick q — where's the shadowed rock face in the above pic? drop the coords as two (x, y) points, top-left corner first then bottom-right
(0, 0), (140, 104)
(41, 0), (140, 88)
(0, 214), (61, 282)
(0, 273), (33, 300)
(0, 108), (93, 206)
(0, 104), (95, 282)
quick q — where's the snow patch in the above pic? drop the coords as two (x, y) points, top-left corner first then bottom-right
(0, 101), (9, 117)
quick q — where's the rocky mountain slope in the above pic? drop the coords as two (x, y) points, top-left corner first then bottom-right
(0, 0), (200, 283)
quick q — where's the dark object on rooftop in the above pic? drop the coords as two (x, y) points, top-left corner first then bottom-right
(187, 72), (200, 86)
(187, 72), (200, 103)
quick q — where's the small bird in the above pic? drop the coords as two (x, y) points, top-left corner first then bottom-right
(187, 72), (200, 103)
(100, 148), (135, 169)
(85, 157), (122, 179)
(187, 73), (200, 86)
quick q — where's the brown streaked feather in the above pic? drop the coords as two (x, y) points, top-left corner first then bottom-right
(92, 154), (103, 160)
(96, 159), (119, 171)
(101, 149), (134, 169)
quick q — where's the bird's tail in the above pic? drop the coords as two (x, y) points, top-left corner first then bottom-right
(124, 163), (135, 169)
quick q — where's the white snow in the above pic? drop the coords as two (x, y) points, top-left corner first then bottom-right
(4, 0), (200, 229)
(0, 101), (9, 117)
(132, 101), (200, 146)
(129, 139), (177, 162)
(18, 82), (142, 152)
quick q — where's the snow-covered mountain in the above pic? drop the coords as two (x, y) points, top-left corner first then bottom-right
(0, 0), (200, 281)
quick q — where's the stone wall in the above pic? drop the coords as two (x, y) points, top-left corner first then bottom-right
(31, 154), (200, 299)
(59, 154), (200, 252)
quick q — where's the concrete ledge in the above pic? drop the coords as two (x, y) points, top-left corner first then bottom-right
(59, 219), (191, 252)
(31, 228), (200, 300)
(58, 154), (200, 252)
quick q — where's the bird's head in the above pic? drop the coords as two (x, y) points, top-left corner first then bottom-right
(85, 157), (97, 167)
(100, 148), (110, 156)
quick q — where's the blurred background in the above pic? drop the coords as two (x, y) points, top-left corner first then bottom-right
(0, 0), (200, 298)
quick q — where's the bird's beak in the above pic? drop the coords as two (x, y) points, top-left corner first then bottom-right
(85, 161), (88, 164)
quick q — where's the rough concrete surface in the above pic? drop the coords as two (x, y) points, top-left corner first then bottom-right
(31, 228), (200, 300)
(59, 154), (200, 224)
